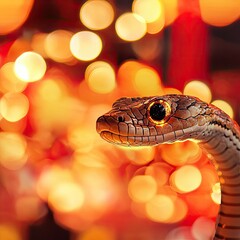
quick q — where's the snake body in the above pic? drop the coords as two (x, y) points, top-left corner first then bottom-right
(96, 94), (240, 239)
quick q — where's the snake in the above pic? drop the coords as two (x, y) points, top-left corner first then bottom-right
(96, 94), (240, 240)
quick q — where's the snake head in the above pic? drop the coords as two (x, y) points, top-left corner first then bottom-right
(96, 94), (213, 146)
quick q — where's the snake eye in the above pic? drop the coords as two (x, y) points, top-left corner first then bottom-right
(117, 116), (125, 122)
(148, 100), (171, 124)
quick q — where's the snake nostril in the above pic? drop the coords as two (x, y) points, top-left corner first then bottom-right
(118, 116), (125, 122)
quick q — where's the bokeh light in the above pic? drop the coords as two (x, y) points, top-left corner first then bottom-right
(212, 99), (234, 118)
(211, 182), (221, 204)
(134, 66), (163, 95)
(0, 132), (27, 170)
(132, 37), (161, 61)
(31, 32), (48, 58)
(161, 141), (202, 166)
(132, 0), (163, 23)
(115, 13), (147, 41)
(191, 217), (215, 240)
(145, 162), (173, 186)
(123, 146), (155, 165)
(183, 80), (212, 103)
(80, 0), (115, 30)
(14, 51), (47, 82)
(146, 14), (165, 34)
(165, 226), (194, 240)
(132, 0), (166, 35)
(170, 165), (202, 193)
(128, 175), (157, 203)
(70, 31), (102, 61)
(117, 60), (164, 96)
(146, 194), (175, 222)
(161, 0), (178, 26)
(0, 92), (29, 122)
(45, 30), (74, 63)
(6, 38), (32, 62)
(0, 62), (27, 93)
(85, 61), (116, 94)
(169, 197), (188, 223)
(0, 0), (34, 35)
(48, 182), (85, 213)
(200, 0), (240, 26)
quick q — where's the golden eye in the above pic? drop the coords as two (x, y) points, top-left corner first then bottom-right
(148, 100), (171, 125)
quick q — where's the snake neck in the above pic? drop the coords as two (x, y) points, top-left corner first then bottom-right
(199, 121), (240, 240)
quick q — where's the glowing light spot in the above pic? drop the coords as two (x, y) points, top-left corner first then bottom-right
(0, 0), (34, 35)
(164, 87), (182, 95)
(124, 147), (155, 165)
(31, 32), (48, 58)
(48, 182), (85, 213)
(161, 141), (202, 166)
(211, 182), (221, 204)
(6, 38), (32, 62)
(68, 126), (96, 152)
(200, 0), (240, 27)
(117, 60), (164, 96)
(14, 51), (47, 82)
(1, 92), (29, 122)
(132, 38), (161, 61)
(0, 224), (21, 240)
(170, 165), (202, 193)
(117, 60), (143, 95)
(128, 175), (157, 203)
(147, 14), (165, 34)
(79, 225), (116, 240)
(36, 166), (73, 200)
(0, 62), (27, 93)
(0, 132), (27, 170)
(161, 0), (178, 26)
(115, 12), (147, 41)
(192, 217), (215, 240)
(80, 0), (114, 30)
(70, 31), (102, 61)
(134, 67), (163, 95)
(132, 0), (163, 23)
(169, 197), (188, 223)
(183, 80), (212, 103)
(85, 61), (116, 94)
(45, 30), (74, 63)
(165, 226), (194, 240)
(212, 99), (234, 118)
(145, 162), (173, 186)
(146, 194), (175, 222)
(131, 0), (166, 35)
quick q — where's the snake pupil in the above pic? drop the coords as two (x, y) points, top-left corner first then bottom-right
(149, 103), (166, 121)
(118, 116), (125, 122)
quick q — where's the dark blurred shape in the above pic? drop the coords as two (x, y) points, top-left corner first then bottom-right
(29, 207), (70, 240)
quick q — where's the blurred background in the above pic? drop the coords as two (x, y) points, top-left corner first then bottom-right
(0, 0), (239, 239)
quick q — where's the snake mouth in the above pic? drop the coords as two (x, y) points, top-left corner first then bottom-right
(99, 131), (129, 146)
(99, 130), (165, 147)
